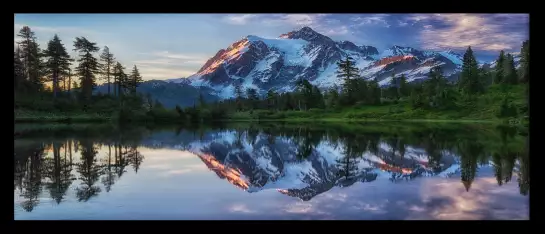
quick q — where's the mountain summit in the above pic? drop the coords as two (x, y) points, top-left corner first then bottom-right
(167, 26), (467, 99)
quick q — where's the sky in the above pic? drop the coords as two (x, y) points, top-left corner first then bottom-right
(14, 14), (529, 81)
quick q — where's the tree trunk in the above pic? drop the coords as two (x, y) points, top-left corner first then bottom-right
(107, 65), (111, 95)
(53, 71), (58, 99)
(68, 70), (72, 93)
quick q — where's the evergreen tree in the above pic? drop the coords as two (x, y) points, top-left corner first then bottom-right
(311, 86), (325, 109)
(503, 53), (518, 85)
(284, 93), (294, 110)
(388, 74), (399, 100)
(424, 66), (443, 108)
(325, 86), (340, 109)
(99, 46), (115, 95)
(398, 74), (409, 98)
(266, 89), (277, 110)
(44, 34), (72, 99)
(494, 50), (506, 84)
(17, 26), (44, 92)
(478, 66), (492, 87)
(246, 88), (259, 109)
(367, 78), (381, 105)
(112, 62), (126, 97)
(14, 47), (25, 91)
(336, 56), (360, 106)
(296, 79), (314, 110)
(518, 40), (529, 83)
(73, 37), (100, 100)
(410, 83), (425, 109)
(234, 83), (244, 111)
(128, 65), (143, 95)
(198, 91), (206, 108)
(354, 79), (368, 103)
(459, 46), (482, 95)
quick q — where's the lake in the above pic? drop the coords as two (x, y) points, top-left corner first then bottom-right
(14, 122), (529, 220)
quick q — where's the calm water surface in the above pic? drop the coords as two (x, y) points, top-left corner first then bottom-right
(14, 123), (529, 220)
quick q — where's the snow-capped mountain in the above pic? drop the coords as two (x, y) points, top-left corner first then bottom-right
(167, 27), (471, 99)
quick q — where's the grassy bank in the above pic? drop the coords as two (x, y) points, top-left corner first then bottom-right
(226, 84), (528, 125)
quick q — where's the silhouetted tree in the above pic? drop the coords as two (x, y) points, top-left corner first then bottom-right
(99, 46), (115, 95)
(44, 34), (72, 99)
(128, 65), (143, 95)
(17, 26), (44, 92)
(73, 37), (100, 100)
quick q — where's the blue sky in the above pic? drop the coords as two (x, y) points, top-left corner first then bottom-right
(14, 14), (529, 81)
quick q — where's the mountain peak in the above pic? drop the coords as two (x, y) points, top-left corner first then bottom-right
(278, 26), (333, 44)
(298, 26), (316, 33)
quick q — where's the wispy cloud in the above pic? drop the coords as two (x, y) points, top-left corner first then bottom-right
(259, 14), (328, 27)
(134, 51), (209, 79)
(417, 14), (529, 52)
(223, 14), (257, 25)
(350, 14), (391, 28)
(398, 20), (409, 27)
(14, 23), (98, 36)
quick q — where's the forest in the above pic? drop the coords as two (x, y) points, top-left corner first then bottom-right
(14, 25), (529, 125)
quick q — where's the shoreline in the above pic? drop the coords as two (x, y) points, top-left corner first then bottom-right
(14, 115), (509, 124)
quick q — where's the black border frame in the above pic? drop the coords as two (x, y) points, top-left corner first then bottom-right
(9, 1), (538, 228)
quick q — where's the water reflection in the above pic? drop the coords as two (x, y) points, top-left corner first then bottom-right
(13, 123), (529, 219)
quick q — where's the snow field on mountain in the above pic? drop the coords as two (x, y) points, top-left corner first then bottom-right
(438, 51), (463, 66)
(247, 36), (313, 67)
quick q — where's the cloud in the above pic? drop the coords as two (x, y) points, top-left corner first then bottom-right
(416, 14), (528, 52)
(405, 14), (437, 24)
(260, 14), (327, 27)
(323, 26), (349, 36)
(133, 51), (209, 79)
(14, 23), (98, 36)
(223, 14), (257, 25)
(350, 14), (391, 28)
(398, 21), (409, 27)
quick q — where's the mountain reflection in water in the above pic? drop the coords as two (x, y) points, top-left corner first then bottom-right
(14, 123), (529, 220)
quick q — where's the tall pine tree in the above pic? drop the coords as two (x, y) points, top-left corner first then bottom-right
(388, 73), (399, 100)
(336, 56), (360, 106)
(518, 40), (529, 83)
(17, 26), (43, 92)
(367, 78), (381, 105)
(266, 89), (277, 110)
(99, 46), (115, 95)
(234, 82), (244, 111)
(128, 65), (143, 95)
(44, 34), (72, 99)
(494, 50), (506, 84)
(503, 53), (518, 85)
(459, 46), (482, 95)
(398, 74), (409, 98)
(112, 62), (126, 97)
(246, 88), (259, 110)
(73, 37), (100, 100)
(14, 47), (25, 92)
